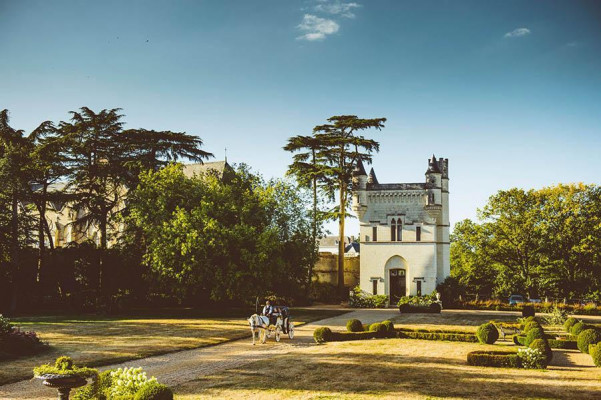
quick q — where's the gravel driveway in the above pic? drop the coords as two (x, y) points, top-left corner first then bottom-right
(0, 309), (398, 400)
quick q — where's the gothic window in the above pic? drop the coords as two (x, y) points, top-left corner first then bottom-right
(372, 226), (377, 242)
(390, 219), (396, 241)
(416, 226), (421, 242)
(397, 221), (402, 242)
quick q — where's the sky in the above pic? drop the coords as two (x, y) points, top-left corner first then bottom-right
(1, 0), (600, 236)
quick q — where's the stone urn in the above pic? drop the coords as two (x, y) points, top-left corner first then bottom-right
(37, 374), (88, 400)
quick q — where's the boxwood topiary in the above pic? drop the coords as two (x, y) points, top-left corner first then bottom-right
(513, 334), (526, 346)
(381, 320), (394, 332)
(429, 303), (442, 313)
(523, 321), (541, 334)
(564, 317), (578, 332)
(525, 327), (546, 347)
(346, 319), (363, 333)
(590, 344), (601, 367)
(368, 322), (388, 337)
(571, 322), (589, 336)
(577, 329), (601, 354)
(313, 327), (332, 343)
(476, 323), (499, 344)
(467, 351), (520, 368)
(134, 382), (173, 400)
(529, 338), (553, 363)
(522, 305), (535, 318)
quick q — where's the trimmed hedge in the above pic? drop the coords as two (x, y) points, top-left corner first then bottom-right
(577, 329), (601, 354)
(523, 321), (541, 334)
(590, 344), (601, 367)
(399, 303), (441, 314)
(467, 351), (520, 368)
(564, 317), (578, 332)
(313, 327), (332, 343)
(571, 322), (590, 336)
(398, 331), (478, 342)
(369, 322), (389, 337)
(529, 339), (553, 363)
(547, 339), (578, 350)
(346, 319), (363, 333)
(513, 335), (526, 346)
(330, 331), (379, 341)
(476, 323), (499, 344)
(134, 382), (174, 400)
(381, 320), (394, 332)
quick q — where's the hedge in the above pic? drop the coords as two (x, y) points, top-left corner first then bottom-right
(346, 319), (363, 333)
(571, 322), (590, 336)
(398, 331), (478, 342)
(329, 331), (380, 341)
(564, 317), (578, 332)
(525, 327), (546, 347)
(476, 323), (499, 344)
(529, 338), (553, 363)
(513, 335), (526, 346)
(590, 344), (601, 367)
(313, 327), (333, 343)
(399, 303), (441, 314)
(467, 351), (520, 368)
(547, 339), (578, 350)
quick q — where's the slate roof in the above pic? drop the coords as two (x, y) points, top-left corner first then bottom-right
(183, 160), (232, 179)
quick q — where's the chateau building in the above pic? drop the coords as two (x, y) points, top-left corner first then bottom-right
(352, 155), (450, 302)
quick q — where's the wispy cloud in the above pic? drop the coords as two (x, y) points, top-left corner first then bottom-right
(315, 1), (361, 19)
(297, 14), (340, 41)
(504, 28), (531, 38)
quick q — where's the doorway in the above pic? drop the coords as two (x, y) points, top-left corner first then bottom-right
(389, 269), (406, 303)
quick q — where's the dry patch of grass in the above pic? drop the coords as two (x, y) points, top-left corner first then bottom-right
(0, 308), (344, 386)
(173, 339), (601, 400)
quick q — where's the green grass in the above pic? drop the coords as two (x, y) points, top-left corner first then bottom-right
(0, 308), (346, 386)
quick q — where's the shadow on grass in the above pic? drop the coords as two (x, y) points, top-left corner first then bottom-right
(175, 350), (601, 400)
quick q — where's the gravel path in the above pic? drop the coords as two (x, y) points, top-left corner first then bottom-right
(0, 309), (398, 400)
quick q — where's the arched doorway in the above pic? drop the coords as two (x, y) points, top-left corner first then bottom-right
(385, 256), (408, 302)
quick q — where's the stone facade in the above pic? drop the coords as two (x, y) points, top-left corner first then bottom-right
(352, 155), (450, 302)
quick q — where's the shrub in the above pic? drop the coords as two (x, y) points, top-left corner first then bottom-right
(590, 344), (601, 367)
(467, 351), (520, 368)
(571, 322), (589, 336)
(381, 320), (394, 332)
(522, 305), (535, 318)
(529, 338), (553, 363)
(399, 303), (411, 313)
(346, 319), (363, 333)
(108, 367), (156, 398)
(33, 356), (98, 379)
(72, 370), (113, 400)
(399, 331), (478, 342)
(543, 305), (569, 326)
(547, 339), (578, 350)
(523, 320), (541, 334)
(0, 315), (12, 335)
(476, 323), (499, 344)
(429, 303), (442, 313)
(134, 382), (173, 400)
(313, 327), (332, 343)
(369, 322), (389, 337)
(349, 286), (389, 308)
(525, 327), (546, 347)
(577, 329), (601, 354)
(564, 317), (578, 332)
(513, 335), (526, 346)
(518, 347), (547, 369)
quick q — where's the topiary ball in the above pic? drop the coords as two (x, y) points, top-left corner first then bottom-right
(429, 303), (442, 313)
(399, 303), (411, 313)
(529, 338), (553, 363)
(346, 319), (363, 333)
(313, 327), (332, 343)
(476, 323), (499, 344)
(525, 327), (546, 347)
(590, 344), (601, 367)
(577, 329), (601, 354)
(564, 317), (578, 332)
(381, 320), (395, 332)
(134, 382), (174, 400)
(571, 322), (589, 336)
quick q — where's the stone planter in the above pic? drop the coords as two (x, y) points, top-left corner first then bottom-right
(37, 374), (88, 400)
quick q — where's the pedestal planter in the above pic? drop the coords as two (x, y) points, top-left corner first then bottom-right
(37, 374), (88, 400)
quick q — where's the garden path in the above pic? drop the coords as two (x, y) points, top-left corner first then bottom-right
(0, 309), (397, 400)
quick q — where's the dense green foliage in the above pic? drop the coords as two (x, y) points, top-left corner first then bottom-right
(529, 338), (553, 363)
(571, 322), (589, 336)
(590, 344), (601, 367)
(466, 351), (520, 368)
(0, 314), (47, 360)
(517, 347), (547, 369)
(476, 323), (499, 344)
(313, 327), (333, 343)
(134, 382), (174, 400)
(348, 286), (389, 308)
(577, 329), (601, 354)
(33, 356), (98, 379)
(346, 319), (363, 332)
(125, 164), (314, 303)
(525, 328), (546, 347)
(564, 317), (578, 332)
(450, 185), (601, 300)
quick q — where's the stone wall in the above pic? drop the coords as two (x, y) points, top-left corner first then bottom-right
(313, 254), (360, 287)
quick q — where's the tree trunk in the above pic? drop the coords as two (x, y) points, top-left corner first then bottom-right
(307, 175), (318, 288)
(99, 215), (108, 293)
(9, 192), (19, 313)
(338, 181), (346, 295)
(36, 183), (48, 282)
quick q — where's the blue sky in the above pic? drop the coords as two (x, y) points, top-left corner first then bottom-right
(2, 0), (600, 235)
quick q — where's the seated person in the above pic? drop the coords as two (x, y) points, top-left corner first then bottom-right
(262, 300), (276, 325)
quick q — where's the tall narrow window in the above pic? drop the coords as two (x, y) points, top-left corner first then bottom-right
(417, 281), (422, 296)
(416, 226), (421, 242)
(390, 219), (396, 241)
(372, 226), (377, 242)
(397, 221), (402, 242)
(372, 279), (378, 295)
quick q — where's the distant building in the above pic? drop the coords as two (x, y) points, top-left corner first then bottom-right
(318, 236), (358, 257)
(35, 161), (233, 248)
(352, 155), (450, 302)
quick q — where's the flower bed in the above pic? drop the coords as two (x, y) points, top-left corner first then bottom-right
(348, 286), (389, 308)
(397, 294), (442, 314)
(0, 314), (47, 360)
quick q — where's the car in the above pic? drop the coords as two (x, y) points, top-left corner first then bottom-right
(508, 295), (525, 305)
(529, 298), (542, 303)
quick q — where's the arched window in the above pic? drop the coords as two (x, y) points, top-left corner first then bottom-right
(397, 220), (402, 241)
(390, 218), (397, 241)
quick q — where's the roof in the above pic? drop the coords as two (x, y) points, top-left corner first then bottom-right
(345, 242), (360, 254)
(319, 236), (352, 248)
(183, 161), (232, 179)
(368, 168), (379, 184)
(353, 159), (367, 176)
(367, 183), (426, 191)
(426, 154), (441, 174)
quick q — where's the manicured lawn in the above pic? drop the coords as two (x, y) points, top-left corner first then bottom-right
(391, 310), (520, 333)
(0, 308), (345, 386)
(173, 338), (601, 400)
